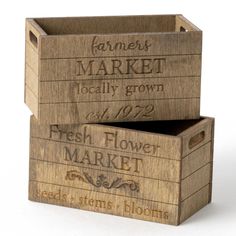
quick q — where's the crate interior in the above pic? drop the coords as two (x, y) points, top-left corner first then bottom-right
(104, 118), (204, 136)
(34, 15), (195, 35)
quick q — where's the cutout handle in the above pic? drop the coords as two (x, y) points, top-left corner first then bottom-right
(180, 26), (188, 32)
(29, 30), (38, 48)
(188, 131), (205, 149)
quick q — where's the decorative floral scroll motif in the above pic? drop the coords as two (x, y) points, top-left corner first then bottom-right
(65, 170), (86, 182)
(65, 170), (139, 192)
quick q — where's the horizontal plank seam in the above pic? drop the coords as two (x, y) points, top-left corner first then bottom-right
(29, 180), (179, 206)
(40, 75), (201, 83)
(31, 136), (180, 161)
(181, 183), (210, 202)
(40, 53), (201, 60)
(181, 161), (211, 181)
(40, 97), (200, 105)
(182, 140), (211, 160)
(30, 157), (180, 183)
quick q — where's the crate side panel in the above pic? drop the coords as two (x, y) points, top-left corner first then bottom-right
(180, 184), (210, 223)
(181, 142), (211, 179)
(25, 65), (38, 97)
(25, 19), (40, 115)
(181, 164), (211, 201)
(180, 118), (214, 157)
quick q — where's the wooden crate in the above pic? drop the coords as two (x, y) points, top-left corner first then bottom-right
(29, 116), (214, 225)
(25, 15), (202, 124)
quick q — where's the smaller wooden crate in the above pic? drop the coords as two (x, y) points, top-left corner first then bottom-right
(25, 15), (202, 124)
(29, 116), (214, 225)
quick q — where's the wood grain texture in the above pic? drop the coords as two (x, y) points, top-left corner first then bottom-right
(29, 116), (214, 225)
(39, 55), (201, 81)
(175, 15), (201, 32)
(29, 138), (181, 182)
(25, 19), (43, 119)
(39, 30), (202, 59)
(181, 164), (211, 201)
(180, 184), (210, 223)
(181, 142), (211, 179)
(39, 77), (200, 103)
(24, 15), (202, 124)
(29, 180), (179, 225)
(38, 98), (200, 124)
(29, 159), (180, 204)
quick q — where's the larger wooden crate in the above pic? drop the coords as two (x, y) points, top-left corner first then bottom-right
(25, 15), (202, 124)
(29, 116), (214, 225)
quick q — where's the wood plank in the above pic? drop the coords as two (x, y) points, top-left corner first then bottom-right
(38, 98), (200, 124)
(180, 184), (210, 223)
(35, 15), (176, 35)
(39, 76), (200, 103)
(25, 42), (38, 75)
(179, 118), (214, 157)
(25, 65), (38, 97)
(29, 180), (179, 225)
(181, 164), (211, 201)
(181, 142), (211, 179)
(39, 55), (201, 81)
(30, 137), (181, 182)
(29, 159), (180, 204)
(40, 32), (202, 59)
(30, 116), (182, 161)
(208, 118), (215, 203)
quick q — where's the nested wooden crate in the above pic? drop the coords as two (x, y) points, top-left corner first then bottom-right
(29, 116), (214, 225)
(25, 15), (202, 124)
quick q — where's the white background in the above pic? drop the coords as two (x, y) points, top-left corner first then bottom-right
(0, 0), (236, 235)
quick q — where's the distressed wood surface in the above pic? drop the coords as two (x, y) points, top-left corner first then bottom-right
(39, 99), (200, 124)
(29, 180), (179, 225)
(29, 116), (214, 225)
(25, 15), (202, 124)
(30, 138), (181, 182)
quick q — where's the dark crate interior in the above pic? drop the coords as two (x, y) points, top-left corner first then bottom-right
(104, 118), (203, 136)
